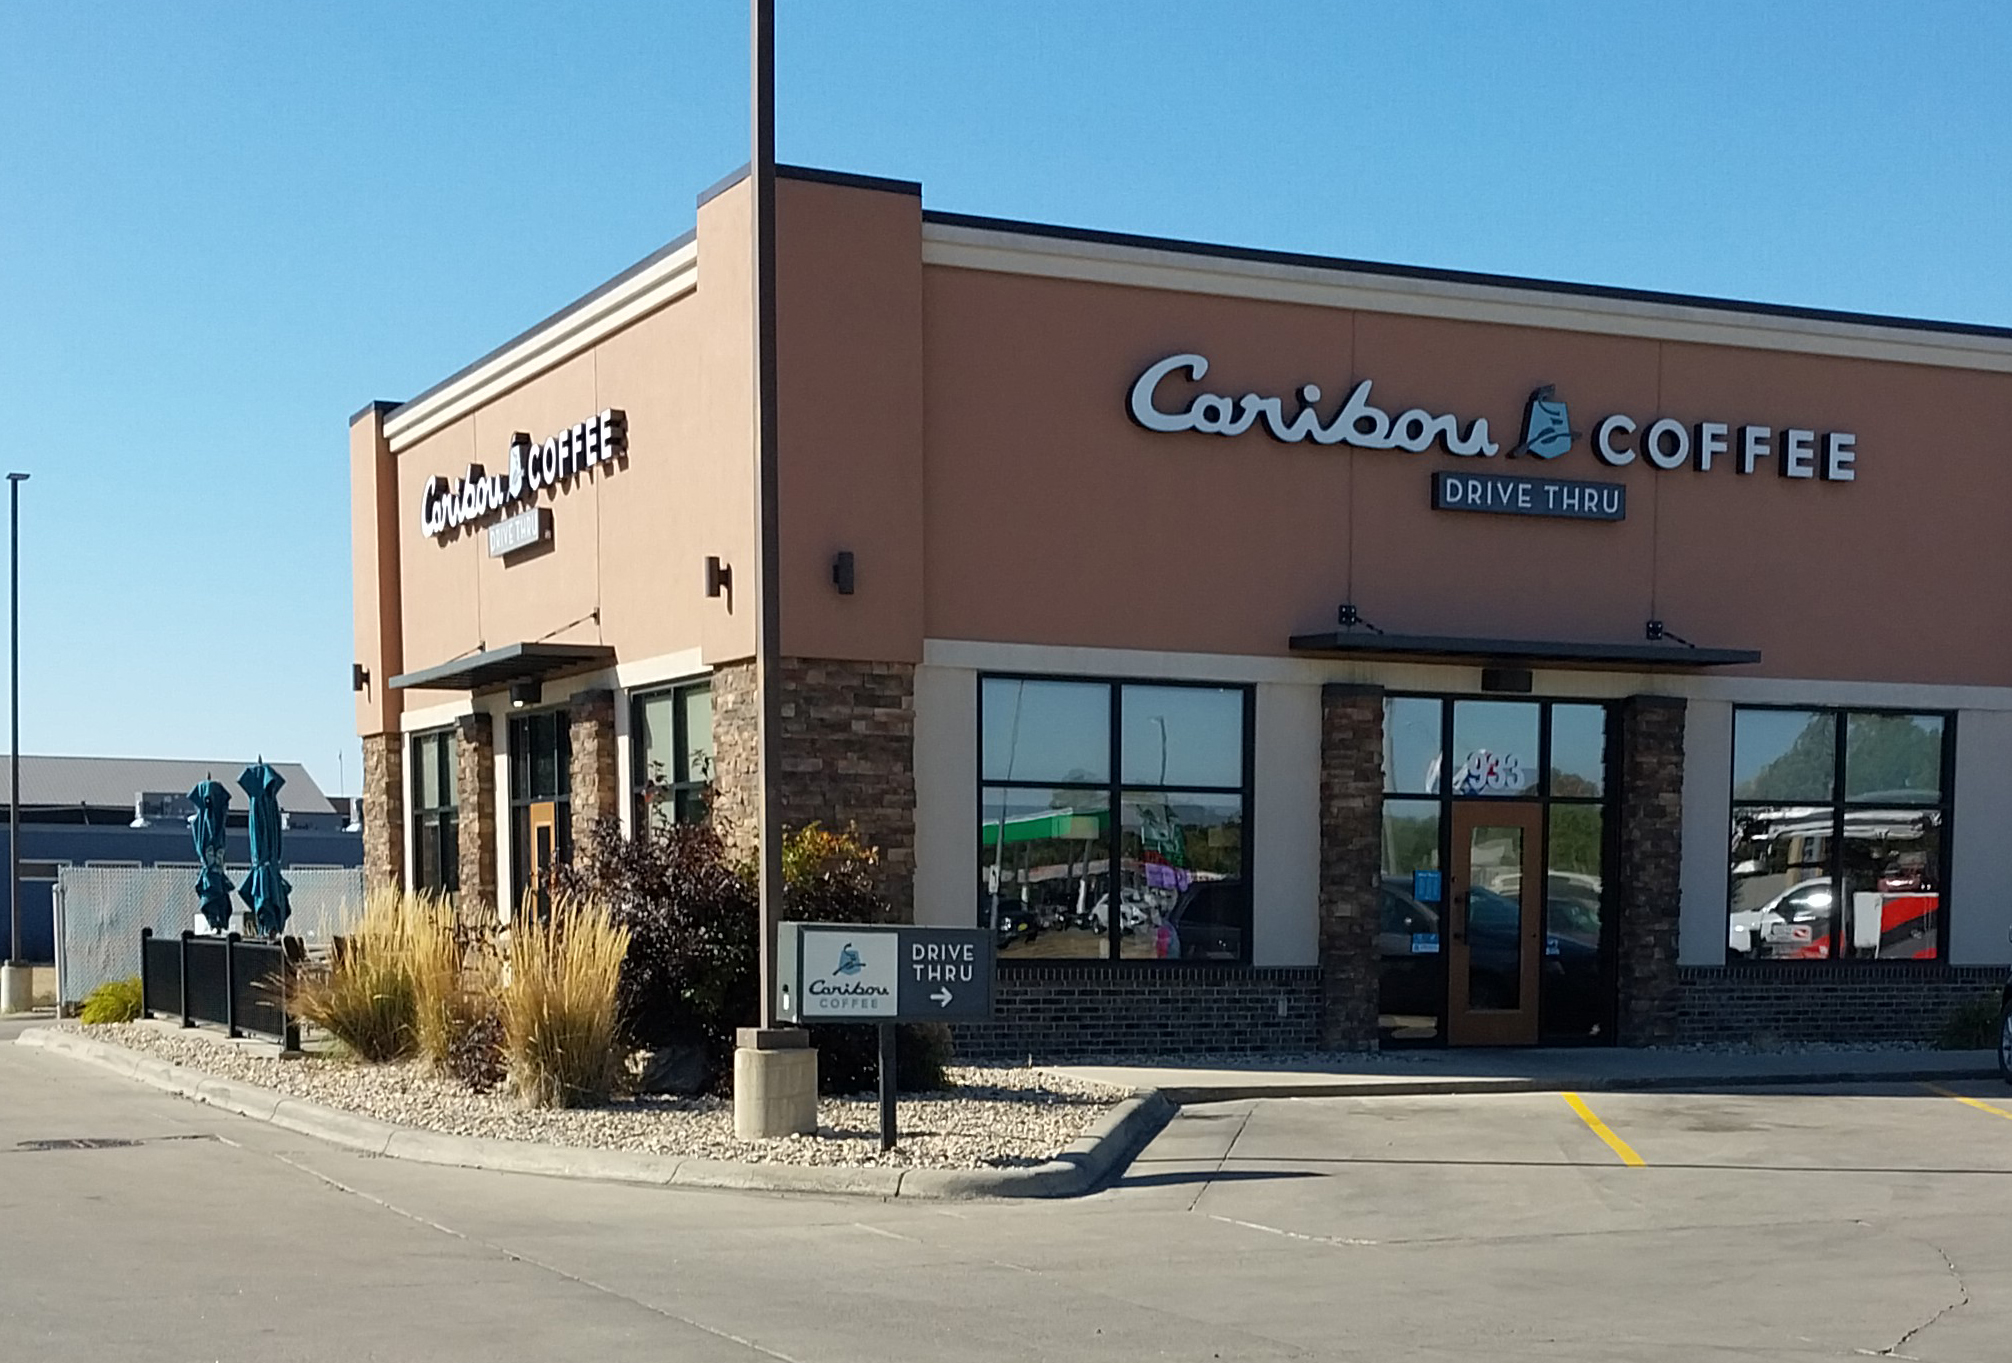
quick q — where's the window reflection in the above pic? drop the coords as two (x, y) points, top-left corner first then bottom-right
(1120, 686), (1243, 788)
(1450, 701), (1538, 796)
(1549, 705), (1606, 799)
(980, 787), (1112, 959)
(1839, 808), (1942, 960)
(1543, 805), (1603, 1039)
(1378, 798), (1443, 1043)
(1734, 709), (1834, 802)
(1114, 791), (1244, 960)
(1384, 698), (1444, 795)
(1845, 714), (1944, 804)
(981, 679), (1109, 784)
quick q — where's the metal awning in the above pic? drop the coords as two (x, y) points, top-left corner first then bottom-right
(389, 642), (617, 692)
(1287, 631), (1760, 670)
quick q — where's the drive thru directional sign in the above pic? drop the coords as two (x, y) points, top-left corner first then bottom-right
(775, 923), (995, 1025)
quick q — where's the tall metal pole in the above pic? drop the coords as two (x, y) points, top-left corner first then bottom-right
(751, 0), (784, 1028)
(7, 472), (26, 967)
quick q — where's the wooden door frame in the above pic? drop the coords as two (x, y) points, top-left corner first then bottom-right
(526, 800), (558, 916)
(1446, 800), (1544, 1046)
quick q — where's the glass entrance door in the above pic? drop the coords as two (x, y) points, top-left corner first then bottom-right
(1447, 801), (1544, 1046)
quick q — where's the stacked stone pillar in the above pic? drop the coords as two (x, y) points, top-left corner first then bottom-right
(455, 712), (500, 921)
(359, 732), (404, 896)
(1317, 684), (1384, 1050)
(1615, 694), (1686, 1045)
(707, 657), (916, 919)
(568, 689), (622, 837)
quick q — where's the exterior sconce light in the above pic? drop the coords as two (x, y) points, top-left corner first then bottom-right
(351, 663), (369, 693)
(831, 550), (855, 595)
(510, 680), (541, 709)
(705, 556), (732, 598)
(1645, 619), (1694, 646)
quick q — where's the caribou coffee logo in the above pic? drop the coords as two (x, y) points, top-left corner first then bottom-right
(418, 408), (629, 540)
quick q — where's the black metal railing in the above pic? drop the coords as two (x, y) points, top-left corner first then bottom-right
(138, 928), (300, 1049)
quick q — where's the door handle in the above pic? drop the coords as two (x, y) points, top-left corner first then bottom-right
(1451, 889), (1468, 942)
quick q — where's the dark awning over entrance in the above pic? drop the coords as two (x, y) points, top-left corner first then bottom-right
(388, 642), (617, 692)
(1286, 630), (1760, 670)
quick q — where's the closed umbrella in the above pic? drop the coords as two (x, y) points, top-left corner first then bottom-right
(236, 760), (292, 938)
(188, 779), (235, 933)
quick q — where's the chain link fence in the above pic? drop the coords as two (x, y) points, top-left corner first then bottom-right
(54, 865), (365, 1007)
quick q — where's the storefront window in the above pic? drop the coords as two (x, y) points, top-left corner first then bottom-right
(978, 678), (1250, 962)
(632, 682), (713, 832)
(1728, 708), (1951, 962)
(409, 729), (457, 895)
(1379, 695), (1611, 1045)
(1379, 798), (1444, 1042)
(508, 709), (570, 916)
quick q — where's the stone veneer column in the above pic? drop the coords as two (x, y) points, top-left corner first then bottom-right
(1615, 694), (1686, 1045)
(1318, 684), (1384, 1050)
(455, 712), (500, 921)
(701, 657), (915, 919)
(359, 732), (404, 895)
(567, 689), (621, 836)
(707, 660), (760, 862)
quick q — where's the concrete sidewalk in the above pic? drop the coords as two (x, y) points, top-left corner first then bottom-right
(1046, 1045), (2002, 1102)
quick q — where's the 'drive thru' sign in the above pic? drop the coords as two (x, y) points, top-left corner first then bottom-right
(777, 923), (996, 1024)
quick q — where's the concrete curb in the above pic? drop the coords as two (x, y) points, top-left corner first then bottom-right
(1117, 1064), (2003, 1105)
(15, 1028), (1171, 1200)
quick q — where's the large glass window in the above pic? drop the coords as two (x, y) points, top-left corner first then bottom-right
(632, 682), (713, 832)
(1729, 708), (1951, 962)
(410, 729), (458, 895)
(979, 677), (1251, 962)
(1378, 696), (1611, 1045)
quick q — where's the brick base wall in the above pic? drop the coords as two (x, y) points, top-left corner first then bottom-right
(953, 965), (1322, 1061)
(1675, 964), (2004, 1046)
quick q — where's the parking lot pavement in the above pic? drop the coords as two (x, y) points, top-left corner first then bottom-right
(1108, 1081), (2012, 1359)
(11, 1022), (2012, 1363)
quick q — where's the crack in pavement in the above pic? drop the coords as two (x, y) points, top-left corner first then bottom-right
(1866, 1236), (1971, 1360)
(1183, 1106), (1256, 1213)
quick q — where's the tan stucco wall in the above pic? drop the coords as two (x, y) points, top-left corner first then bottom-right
(369, 182), (759, 724)
(773, 176), (926, 662)
(918, 266), (2012, 686)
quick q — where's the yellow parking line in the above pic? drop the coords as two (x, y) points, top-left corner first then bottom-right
(1562, 1091), (1646, 1167)
(1927, 1083), (2012, 1122)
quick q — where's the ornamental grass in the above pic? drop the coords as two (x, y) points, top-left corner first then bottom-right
(290, 887), (421, 1062)
(500, 894), (629, 1109)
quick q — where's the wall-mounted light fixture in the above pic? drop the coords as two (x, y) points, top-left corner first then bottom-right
(1481, 667), (1533, 694)
(1645, 619), (1694, 646)
(351, 663), (369, 693)
(510, 679), (541, 709)
(705, 556), (732, 598)
(831, 550), (855, 595)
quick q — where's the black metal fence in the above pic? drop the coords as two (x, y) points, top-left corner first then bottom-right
(139, 928), (300, 1048)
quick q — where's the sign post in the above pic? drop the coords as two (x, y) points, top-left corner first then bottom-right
(776, 922), (996, 1151)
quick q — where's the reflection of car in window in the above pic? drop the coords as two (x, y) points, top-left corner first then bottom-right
(1166, 879), (1245, 960)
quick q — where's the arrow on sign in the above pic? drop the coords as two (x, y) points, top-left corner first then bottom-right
(930, 987), (954, 1008)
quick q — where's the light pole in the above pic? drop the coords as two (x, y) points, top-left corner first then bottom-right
(2, 471), (28, 1013)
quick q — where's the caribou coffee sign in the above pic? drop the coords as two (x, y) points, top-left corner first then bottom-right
(1129, 354), (1858, 521)
(418, 408), (628, 540)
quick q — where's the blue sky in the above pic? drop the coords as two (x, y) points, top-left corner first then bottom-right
(3, 2), (2008, 798)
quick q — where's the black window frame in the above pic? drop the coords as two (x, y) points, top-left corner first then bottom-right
(630, 679), (714, 833)
(1380, 694), (1619, 1047)
(409, 728), (459, 895)
(1725, 704), (1956, 966)
(977, 673), (1257, 965)
(507, 706), (572, 914)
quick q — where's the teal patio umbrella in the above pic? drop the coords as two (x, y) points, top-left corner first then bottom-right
(188, 779), (235, 933)
(236, 761), (293, 938)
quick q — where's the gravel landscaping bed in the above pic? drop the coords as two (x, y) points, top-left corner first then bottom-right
(67, 1023), (1126, 1170)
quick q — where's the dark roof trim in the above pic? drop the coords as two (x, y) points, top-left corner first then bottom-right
(1287, 631), (1760, 670)
(389, 642), (617, 693)
(777, 164), (922, 197)
(924, 209), (2012, 343)
(385, 228), (698, 424)
(696, 164), (749, 208)
(349, 399), (400, 427)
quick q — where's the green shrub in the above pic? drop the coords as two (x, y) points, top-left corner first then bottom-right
(1938, 995), (2001, 1051)
(80, 976), (142, 1025)
(555, 818), (955, 1094)
(292, 889), (419, 1062)
(500, 895), (628, 1108)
